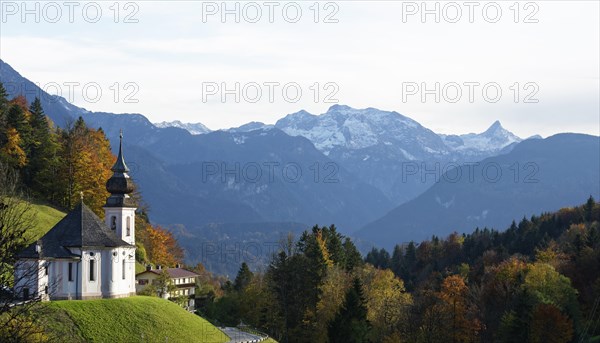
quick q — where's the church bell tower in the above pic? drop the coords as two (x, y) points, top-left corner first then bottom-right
(104, 130), (136, 245)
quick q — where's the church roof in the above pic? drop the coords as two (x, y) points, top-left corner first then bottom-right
(136, 268), (199, 279)
(18, 202), (133, 259)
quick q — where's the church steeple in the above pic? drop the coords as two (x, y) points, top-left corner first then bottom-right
(112, 130), (129, 173)
(104, 130), (136, 246)
(105, 130), (135, 208)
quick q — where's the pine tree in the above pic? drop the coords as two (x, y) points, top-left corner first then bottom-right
(0, 82), (8, 144)
(342, 237), (363, 272)
(584, 195), (595, 222)
(328, 278), (371, 343)
(0, 82), (9, 113)
(323, 225), (345, 266)
(24, 98), (59, 195)
(234, 262), (253, 292)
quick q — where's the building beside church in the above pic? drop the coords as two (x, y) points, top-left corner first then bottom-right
(15, 133), (137, 300)
(136, 265), (199, 311)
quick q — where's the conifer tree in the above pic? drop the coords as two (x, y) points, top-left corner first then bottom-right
(234, 262), (253, 292)
(23, 98), (59, 196)
(328, 278), (371, 343)
(0, 82), (8, 146)
(342, 237), (363, 272)
(0, 82), (9, 113)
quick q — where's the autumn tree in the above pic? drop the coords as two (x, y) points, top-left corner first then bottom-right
(0, 128), (27, 168)
(437, 274), (481, 343)
(523, 263), (579, 322)
(312, 266), (351, 341)
(529, 303), (573, 343)
(358, 264), (412, 342)
(56, 117), (114, 215)
(142, 224), (184, 267)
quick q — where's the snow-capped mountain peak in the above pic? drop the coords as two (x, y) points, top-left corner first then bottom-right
(440, 120), (522, 155)
(227, 121), (274, 133)
(154, 120), (211, 135)
(275, 105), (448, 157)
(483, 120), (503, 134)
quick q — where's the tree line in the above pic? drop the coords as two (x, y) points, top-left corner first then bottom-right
(201, 197), (600, 343)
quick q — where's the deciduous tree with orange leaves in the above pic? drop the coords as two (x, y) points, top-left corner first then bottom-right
(437, 274), (482, 343)
(529, 303), (573, 343)
(56, 117), (114, 216)
(143, 223), (184, 267)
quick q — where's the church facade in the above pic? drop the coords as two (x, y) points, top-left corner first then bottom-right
(15, 133), (137, 300)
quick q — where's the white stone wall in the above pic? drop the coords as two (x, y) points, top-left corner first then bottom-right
(78, 247), (136, 299)
(14, 259), (46, 300)
(104, 207), (136, 245)
(16, 247), (136, 300)
(49, 259), (74, 300)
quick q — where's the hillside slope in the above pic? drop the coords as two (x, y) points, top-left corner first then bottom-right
(25, 202), (66, 243)
(44, 297), (228, 343)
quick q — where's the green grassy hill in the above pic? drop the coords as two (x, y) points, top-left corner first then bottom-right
(25, 201), (66, 243)
(44, 296), (229, 343)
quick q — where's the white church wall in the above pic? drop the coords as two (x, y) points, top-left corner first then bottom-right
(80, 249), (102, 298)
(104, 207), (136, 245)
(106, 247), (136, 297)
(14, 259), (40, 300)
(49, 259), (79, 300)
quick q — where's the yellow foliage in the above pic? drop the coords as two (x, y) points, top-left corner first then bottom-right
(358, 264), (412, 341)
(1, 127), (27, 167)
(0, 314), (50, 342)
(315, 230), (333, 267)
(311, 266), (351, 341)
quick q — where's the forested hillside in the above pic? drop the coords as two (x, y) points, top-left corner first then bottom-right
(0, 82), (184, 273)
(202, 198), (600, 343)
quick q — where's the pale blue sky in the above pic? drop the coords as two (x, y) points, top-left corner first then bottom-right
(1, 1), (598, 137)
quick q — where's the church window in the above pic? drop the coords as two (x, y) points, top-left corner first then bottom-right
(110, 216), (117, 230)
(89, 260), (95, 281)
(126, 216), (131, 236)
(68, 262), (73, 282)
(122, 259), (126, 280)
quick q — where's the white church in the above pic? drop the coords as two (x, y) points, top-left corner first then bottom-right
(15, 133), (137, 300)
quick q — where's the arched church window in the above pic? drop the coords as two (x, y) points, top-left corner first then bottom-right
(126, 217), (131, 236)
(111, 216), (117, 230)
(122, 259), (126, 280)
(89, 259), (96, 282)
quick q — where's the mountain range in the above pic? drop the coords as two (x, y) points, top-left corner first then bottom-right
(1, 59), (598, 274)
(357, 133), (600, 248)
(154, 120), (211, 135)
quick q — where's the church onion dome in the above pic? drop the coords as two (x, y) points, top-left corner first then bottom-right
(105, 131), (136, 207)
